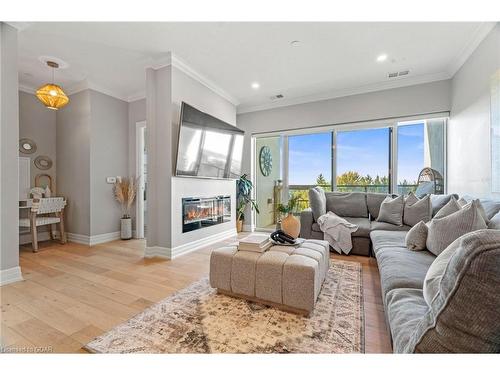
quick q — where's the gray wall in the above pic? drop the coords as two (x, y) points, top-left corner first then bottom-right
(89, 90), (129, 236)
(19, 91), (57, 189)
(448, 23), (500, 198)
(0, 23), (20, 272)
(56, 90), (91, 236)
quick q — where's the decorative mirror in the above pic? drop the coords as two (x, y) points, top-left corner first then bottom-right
(19, 138), (37, 154)
(259, 146), (273, 176)
(34, 155), (53, 170)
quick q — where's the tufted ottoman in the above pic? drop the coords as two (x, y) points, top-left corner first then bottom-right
(209, 239), (330, 316)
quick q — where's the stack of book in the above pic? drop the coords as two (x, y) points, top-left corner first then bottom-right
(238, 234), (272, 253)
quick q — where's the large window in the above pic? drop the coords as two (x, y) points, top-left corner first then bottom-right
(337, 128), (390, 193)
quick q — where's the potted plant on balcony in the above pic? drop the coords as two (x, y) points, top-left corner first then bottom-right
(236, 174), (259, 232)
(113, 177), (138, 240)
(277, 195), (301, 238)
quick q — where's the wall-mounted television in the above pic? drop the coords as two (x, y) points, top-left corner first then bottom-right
(175, 102), (244, 179)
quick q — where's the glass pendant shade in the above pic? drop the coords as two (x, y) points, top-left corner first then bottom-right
(36, 83), (69, 110)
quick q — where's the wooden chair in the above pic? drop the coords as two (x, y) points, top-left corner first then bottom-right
(19, 197), (67, 252)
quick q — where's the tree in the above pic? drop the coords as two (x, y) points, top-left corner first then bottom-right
(316, 173), (328, 186)
(336, 171), (362, 186)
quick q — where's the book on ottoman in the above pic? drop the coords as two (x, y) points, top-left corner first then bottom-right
(238, 234), (272, 252)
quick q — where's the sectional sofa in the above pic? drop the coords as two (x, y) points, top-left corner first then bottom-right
(300, 191), (500, 353)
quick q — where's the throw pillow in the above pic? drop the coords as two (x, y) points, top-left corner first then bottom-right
(422, 237), (462, 306)
(376, 195), (404, 226)
(308, 187), (326, 221)
(459, 195), (500, 220)
(403, 192), (431, 226)
(426, 200), (488, 256)
(405, 221), (428, 251)
(433, 196), (461, 219)
(430, 194), (458, 216)
(488, 211), (500, 229)
(457, 197), (489, 224)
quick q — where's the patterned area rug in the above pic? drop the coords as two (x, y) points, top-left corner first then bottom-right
(84, 259), (364, 353)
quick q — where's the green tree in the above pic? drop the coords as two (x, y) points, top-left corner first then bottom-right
(336, 171), (362, 185)
(316, 173), (328, 186)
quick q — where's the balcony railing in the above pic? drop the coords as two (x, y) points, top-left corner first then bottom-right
(288, 184), (418, 212)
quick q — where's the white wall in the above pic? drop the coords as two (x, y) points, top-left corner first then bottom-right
(0, 23), (21, 280)
(448, 23), (500, 198)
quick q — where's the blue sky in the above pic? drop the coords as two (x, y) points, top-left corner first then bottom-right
(288, 123), (424, 185)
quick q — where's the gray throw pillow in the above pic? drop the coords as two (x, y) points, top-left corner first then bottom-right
(430, 194), (458, 216)
(433, 196), (461, 219)
(423, 237), (462, 306)
(405, 221), (428, 251)
(488, 211), (500, 229)
(458, 197), (489, 224)
(426, 200), (488, 256)
(308, 187), (326, 221)
(376, 195), (404, 226)
(403, 192), (431, 226)
(460, 195), (500, 220)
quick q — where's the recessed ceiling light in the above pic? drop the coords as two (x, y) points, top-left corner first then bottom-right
(376, 54), (388, 62)
(290, 40), (301, 47)
(251, 82), (260, 89)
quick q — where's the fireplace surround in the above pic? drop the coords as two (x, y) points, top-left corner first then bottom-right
(182, 196), (231, 233)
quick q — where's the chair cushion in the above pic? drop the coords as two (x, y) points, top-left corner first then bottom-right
(325, 192), (368, 218)
(308, 187), (326, 221)
(405, 221), (428, 251)
(19, 217), (60, 227)
(376, 195), (404, 226)
(386, 288), (429, 353)
(426, 200), (488, 256)
(403, 193), (431, 226)
(370, 221), (411, 232)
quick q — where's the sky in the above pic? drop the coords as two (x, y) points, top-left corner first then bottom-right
(288, 123), (425, 185)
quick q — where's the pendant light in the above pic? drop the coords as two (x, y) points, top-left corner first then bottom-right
(36, 61), (69, 110)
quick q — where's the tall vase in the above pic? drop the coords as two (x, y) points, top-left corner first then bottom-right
(121, 218), (132, 240)
(281, 213), (300, 239)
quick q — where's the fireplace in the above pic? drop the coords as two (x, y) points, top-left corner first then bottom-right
(182, 196), (231, 233)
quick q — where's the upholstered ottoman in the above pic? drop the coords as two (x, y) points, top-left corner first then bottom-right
(209, 239), (330, 315)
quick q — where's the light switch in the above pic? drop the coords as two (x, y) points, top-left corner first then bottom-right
(106, 177), (116, 184)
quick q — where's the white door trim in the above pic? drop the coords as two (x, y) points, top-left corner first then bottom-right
(135, 121), (146, 239)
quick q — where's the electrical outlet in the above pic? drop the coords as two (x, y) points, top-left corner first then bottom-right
(106, 177), (116, 184)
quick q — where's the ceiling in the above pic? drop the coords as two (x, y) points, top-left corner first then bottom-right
(15, 22), (495, 113)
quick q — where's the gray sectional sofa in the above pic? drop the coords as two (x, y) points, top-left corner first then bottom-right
(299, 191), (500, 353)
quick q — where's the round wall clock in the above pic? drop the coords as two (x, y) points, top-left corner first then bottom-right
(259, 146), (273, 176)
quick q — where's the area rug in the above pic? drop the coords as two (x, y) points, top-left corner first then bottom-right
(84, 259), (364, 353)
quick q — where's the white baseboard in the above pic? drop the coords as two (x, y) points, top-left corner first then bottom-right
(0, 266), (24, 286)
(19, 231), (61, 245)
(144, 228), (237, 260)
(67, 231), (121, 246)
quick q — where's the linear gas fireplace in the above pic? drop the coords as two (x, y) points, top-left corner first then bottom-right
(182, 196), (231, 233)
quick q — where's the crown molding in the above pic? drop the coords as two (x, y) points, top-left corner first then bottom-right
(18, 83), (35, 94)
(146, 52), (240, 106)
(65, 80), (130, 102)
(127, 91), (146, 103)
(446, 22), (497, 77)
(237, 71), (452, 114)
(4, 22), (31, 31)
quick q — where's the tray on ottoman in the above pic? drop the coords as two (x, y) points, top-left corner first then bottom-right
(209, 239), (330, 316)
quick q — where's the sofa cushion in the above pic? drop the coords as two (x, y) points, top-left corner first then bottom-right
(376, 195), (404, 226)
(366, 193), (391, 220)
(375, 246), (436, 301)
(386, 288), (429, 353)
(403, 193), (431, 226)
(311, 222), (321, 232)
(325, 192), (368, 218)
(460, 195), (500, 220)
(426, 200), (488, 256)
(402, 229), (500, 353)
(405, 221), (428, 251)
(308, 187), (326, 221)
(370, 221), (411, 232)
(423, 237), (461, 306)
(370, 230), (407, 254)
(430, 194), (459, 217)
(433, 196), (461, 219)
(343, 217), (371, 238)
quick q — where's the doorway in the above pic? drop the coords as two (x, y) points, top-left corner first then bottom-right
(135, 121), (147, 238)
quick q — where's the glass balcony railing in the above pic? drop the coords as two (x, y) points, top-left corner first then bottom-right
(288, 184), (418, 212)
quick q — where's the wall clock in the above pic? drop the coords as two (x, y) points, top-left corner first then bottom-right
(259, 146), (273, 176)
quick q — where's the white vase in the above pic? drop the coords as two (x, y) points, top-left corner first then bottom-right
(121, 218), (132, 240)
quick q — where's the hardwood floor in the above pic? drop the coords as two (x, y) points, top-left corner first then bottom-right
(0, 237), (392, 353)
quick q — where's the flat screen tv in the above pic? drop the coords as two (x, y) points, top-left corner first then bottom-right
(175, 102), (244, 179)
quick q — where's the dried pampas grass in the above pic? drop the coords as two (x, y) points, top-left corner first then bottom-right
(114, 177), (138, 218)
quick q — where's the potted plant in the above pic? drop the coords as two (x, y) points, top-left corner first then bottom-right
(236, 174), (259, 232)
(113, 177), (138, 240)
(277, 195), (301, 238)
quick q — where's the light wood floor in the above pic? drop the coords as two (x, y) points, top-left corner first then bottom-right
(0, 236), (392, 353)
